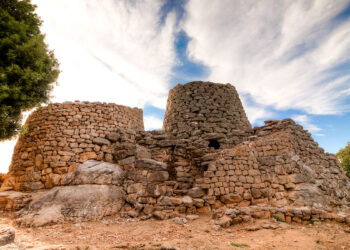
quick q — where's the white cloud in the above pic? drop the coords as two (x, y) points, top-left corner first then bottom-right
(144, 115), (163, 130)
(292, 114), (322, 133)
(33, 0), (177, 109)
(0, 0), (177, 173)
(0, 111), (31, 173)
(182, 0), (350, 119)
(314, 133), (325, 137)
(0, 140), (16, 173)
(241, 97), (275, 124)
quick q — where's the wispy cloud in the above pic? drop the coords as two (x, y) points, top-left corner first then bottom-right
(144, 115), (164, 130)
(0, 0), (179, 173)
(241, 96), (275, 124)
(292, 114), (322, 133)
(182, 0), (350, 120)
(33, 0), (177, 109)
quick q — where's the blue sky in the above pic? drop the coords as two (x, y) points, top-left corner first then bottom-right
(148, 0), (350, 154)
(0, 0), (350, 172)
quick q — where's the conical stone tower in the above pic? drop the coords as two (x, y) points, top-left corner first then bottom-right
(163, 81), (252, 148)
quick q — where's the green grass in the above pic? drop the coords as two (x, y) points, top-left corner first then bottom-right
(273, 215), (283, 222)
(230, 242), (250, 248)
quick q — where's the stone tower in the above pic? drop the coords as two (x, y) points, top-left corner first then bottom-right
(1, 81), (350, 227)
(7, 102), (143, 191)
(163, 81), (252, 148)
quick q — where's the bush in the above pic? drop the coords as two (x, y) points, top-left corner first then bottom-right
(336, 142), (350, 178)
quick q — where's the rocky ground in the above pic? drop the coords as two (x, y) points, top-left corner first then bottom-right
(0, 212), (350, 249)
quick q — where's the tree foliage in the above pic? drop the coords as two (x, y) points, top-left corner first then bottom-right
(0, 0), (59, 140)
(336, 142), (350, 178)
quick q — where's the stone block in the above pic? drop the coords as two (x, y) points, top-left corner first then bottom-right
(92, 137), (110, 145)
(79, 152), (97, 162)
(136, 159), (167, 171)
(251, 188), (262, 198)
(147, 171), (169, 182)
(220, 193), (243, 204)
(188, 187), (204, 198)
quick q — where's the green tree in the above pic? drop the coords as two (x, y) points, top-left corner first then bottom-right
(336, 142), (350, 178)
(0, 0), (59, 140)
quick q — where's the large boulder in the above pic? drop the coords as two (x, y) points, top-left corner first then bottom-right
(291, 184), (326, 208)
(0, 191), (32, 211)
(63, 160), (125, 185)
(17, 184), (125, 227)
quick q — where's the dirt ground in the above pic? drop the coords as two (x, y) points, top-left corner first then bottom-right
(0, 212), (350, 250)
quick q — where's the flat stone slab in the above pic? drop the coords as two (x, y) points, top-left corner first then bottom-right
(63, 160), (125, 185)
(0, 191), (32, 211)
(17, 184), (125, 227)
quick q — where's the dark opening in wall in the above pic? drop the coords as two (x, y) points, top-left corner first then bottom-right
(208, 139), (220, 150)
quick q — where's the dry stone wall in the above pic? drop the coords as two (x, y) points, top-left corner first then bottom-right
(2, 81), (350, 226)
(196, 119), (350, 211)
(105, 119), (350, 220)
(8, 102), (143, 191)
(163, 81), (252, 148)
(254, 119), (350, 210)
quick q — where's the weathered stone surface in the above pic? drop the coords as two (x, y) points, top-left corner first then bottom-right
(79, 152), (97, 162)
(186, 214), (199, 220)
(127, 183), (144, 194)
(163, 81), (252, 141)
(2, 81), (350, 225)
(17, 184), (125, 227)
(182, 196), (193, 205)
(0, 227), (15, 246)
(215, 215), (232, 228)
(106, 133), (120, 142)
(93, 137), (111, 145)
(188, 187), (204, 198)
(153, 211), (167, 220)
(63, 160), (124, 185)
(0, 191), (32, 211)
(174, 217), (187, 224)
(220, 194), (243, 204)
(147, 171), (169, 182)
(136, 159), (167, 170)
(5, 102), (143, 191)
(292, 184), (326, 207)
(160, 196), (183, 206)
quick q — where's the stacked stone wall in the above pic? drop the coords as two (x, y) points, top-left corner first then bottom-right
(8, 102), (143, 191)
(163, 81), (252, 147)
(2, 81), (349, 226)
(254, 119), (350, 209)
(195, 119), (350, 211)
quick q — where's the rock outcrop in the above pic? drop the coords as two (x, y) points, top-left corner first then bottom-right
(17, 184), (125, 227)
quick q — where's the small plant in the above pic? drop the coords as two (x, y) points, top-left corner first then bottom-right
(310, 219), (319, 224)
(230, 221), (235, 226)
(273, 215), (283, 222)
(230, 242), (250, 248)
(123, 172), (129, 179)
(20, 124), (28, 136)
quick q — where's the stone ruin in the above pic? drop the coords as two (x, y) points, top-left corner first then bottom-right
(0, 81), (349, 227)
